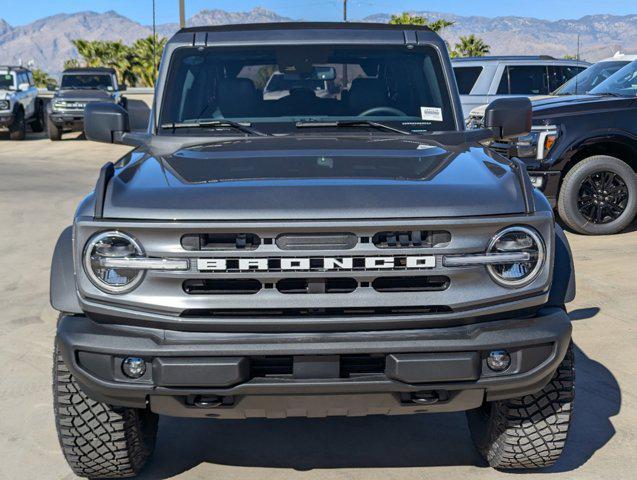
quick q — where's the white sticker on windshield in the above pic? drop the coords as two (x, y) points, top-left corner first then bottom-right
(420, 107), (443, 122)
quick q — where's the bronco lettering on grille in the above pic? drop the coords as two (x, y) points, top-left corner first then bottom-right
(197, 256), (436, 272)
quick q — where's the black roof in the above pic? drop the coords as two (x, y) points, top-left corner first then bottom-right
(452, 55), (564, 62)
(62, 67), (116, 74)
(178, 21), (433, 34)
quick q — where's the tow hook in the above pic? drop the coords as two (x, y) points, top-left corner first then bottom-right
(192, 395), (223, 408)
(410, 391), (440, 405)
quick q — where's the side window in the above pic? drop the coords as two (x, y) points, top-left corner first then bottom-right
(548, 66), (581, 92)
(497, 65), (552, 95)
(453, 66), (483, 94)
(27, 72), (35, 86)
(506, 66), (549, 95)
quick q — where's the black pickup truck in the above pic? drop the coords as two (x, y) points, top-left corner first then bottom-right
(50, 23), (576, 477)
(487, 60), (637, 235)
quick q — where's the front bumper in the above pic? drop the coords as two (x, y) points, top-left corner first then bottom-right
(0, 112), (15, 129)
(49, 111), (84, 130)
(57, 307), (571, 418)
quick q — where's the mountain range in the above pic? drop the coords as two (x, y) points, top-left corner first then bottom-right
(1, 7), (636, 76)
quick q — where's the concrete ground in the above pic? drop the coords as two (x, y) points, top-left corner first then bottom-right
(0, 131), (635, 480)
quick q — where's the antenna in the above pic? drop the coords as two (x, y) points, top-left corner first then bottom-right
(343, 0), (347, 22)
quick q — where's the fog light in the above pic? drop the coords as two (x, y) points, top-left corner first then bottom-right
(529, 175), (545, 189)
(122, 357), (146, 378)
(486, 350), (511, 372)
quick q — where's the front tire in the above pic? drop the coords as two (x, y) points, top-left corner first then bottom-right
(467, 343), (574, 470)
(558, 155), (637, 235)
(9, 108), (26, 140)
(47, 116), (63, 141)
(53, 341), (158, 478)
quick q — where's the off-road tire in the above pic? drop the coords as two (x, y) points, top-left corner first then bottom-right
(30, 101), (45, 132)
(467, 342), (574, 470)
(558, 155), (637, 235)
(9, 108), (26, 140)
(47, 116), (63, 141)
(53, 341), (158, 478)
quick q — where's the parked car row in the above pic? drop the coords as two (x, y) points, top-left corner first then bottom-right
(0, 65), (128, 141)
(463, 57), (637, 235)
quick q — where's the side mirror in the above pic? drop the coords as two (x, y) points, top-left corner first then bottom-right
(119, 83), (127, 91)
(484, 97), (532, 140)
(85, 102), (130, 144)
(47, 83), (57, 91)
(17, 82), (30, 92)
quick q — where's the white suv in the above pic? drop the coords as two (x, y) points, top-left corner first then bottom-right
(0, 66), (44, 140)
(452, 56), (589, 119)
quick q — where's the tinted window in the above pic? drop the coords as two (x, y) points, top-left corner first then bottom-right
(18, 72), (29, 86)
(61, 74), (113, 90)
(0, 73), (13, 89)
(498, 66), (549, 95)
(590, 60), (637, 97)
(548, 66), (585, 92)
(453, 66), (482, 94)
(27, 71), (35, 86)
(160, 45), (456, 133)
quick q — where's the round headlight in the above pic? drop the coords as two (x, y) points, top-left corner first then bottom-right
(83, 231), (144, 294)
(487, 226), (545, 288)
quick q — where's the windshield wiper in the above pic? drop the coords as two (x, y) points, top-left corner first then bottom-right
(594, 92), (623, 97)
(295, 120), (411, 135)
(161, 120), (268, 136)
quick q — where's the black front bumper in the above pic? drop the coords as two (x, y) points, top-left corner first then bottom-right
(56, 307), (571, 418)
(49, 112), (84, 130)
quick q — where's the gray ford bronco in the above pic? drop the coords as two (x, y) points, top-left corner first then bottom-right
(47, 67), (127, 141)
(51, 23), (576, 477)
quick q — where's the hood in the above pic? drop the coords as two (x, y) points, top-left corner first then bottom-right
(531, 94), (634, 117)
(102, 136), (527, 220)
(55, 89), (115, 102)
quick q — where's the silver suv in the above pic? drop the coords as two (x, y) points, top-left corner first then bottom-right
(0, 66), (44, 140)
(452, 56), (589, 118)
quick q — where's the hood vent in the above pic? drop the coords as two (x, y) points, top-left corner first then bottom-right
(182, 233), (261, 250)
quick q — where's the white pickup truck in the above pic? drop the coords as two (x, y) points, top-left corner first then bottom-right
(0, 66), (44, 140)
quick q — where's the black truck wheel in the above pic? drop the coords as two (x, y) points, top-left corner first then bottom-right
(558, 155), (637, 235)
(9, 108), (26, 140)
(53, 341), (158, 478)
(47, 116), (63, 141)
(467, 343), (574, 470)
(30, 101), (45, 132)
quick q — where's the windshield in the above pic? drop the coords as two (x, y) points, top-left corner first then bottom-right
(61, 74), (113, 90)
(0, 73), (14, 90)
(590, 60), (637, 96)
(160, 45), (456, 134)
(554, 61), (628, 95)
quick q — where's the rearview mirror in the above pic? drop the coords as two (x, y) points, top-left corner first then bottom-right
(484, 97), (532, 140)
(85, 102), (130, 144)
(47, 83), (57, 91)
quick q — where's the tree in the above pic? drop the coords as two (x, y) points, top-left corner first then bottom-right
(389, 12), (454, 33)
(130, 36), (168, 87)
(452, 34), (490, 58)
(563, 54), (577, 60)
(63, 59), (81, 70)
(31, 68), (56, 88)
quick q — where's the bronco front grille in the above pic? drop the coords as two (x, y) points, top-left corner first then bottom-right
(180, 306), (452, 318)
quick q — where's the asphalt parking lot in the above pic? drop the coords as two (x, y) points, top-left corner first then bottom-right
(0, 131), (635, 480)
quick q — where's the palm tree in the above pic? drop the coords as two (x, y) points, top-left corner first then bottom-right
(452, 34), (490, 58)
(389, 12), (454, 33)
(31, 68), (57, 88)
(130, 36), (168, 87)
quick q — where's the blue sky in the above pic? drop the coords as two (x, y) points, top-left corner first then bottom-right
(2, 0), (635, 26)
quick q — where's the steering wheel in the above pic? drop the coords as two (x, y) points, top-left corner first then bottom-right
(359, 106), (407, 117)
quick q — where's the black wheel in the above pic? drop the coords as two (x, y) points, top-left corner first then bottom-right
(558, 155), (637, 235)
(30, 102), (45, 132)
(467, 343), (574, 470)
(120, 97), (129, 111)
(47, 116), (63, 141)
(9, 108), (26, 140)
(53, 340), (158, 478)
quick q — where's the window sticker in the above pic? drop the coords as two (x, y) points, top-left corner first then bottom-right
(420, 106), (443, 122)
